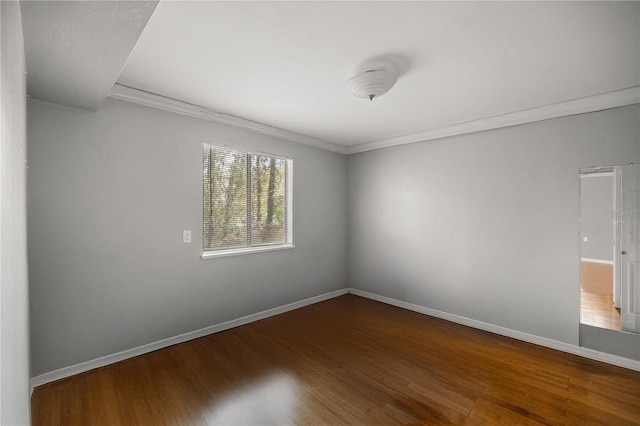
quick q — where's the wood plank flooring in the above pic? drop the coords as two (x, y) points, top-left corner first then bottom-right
(581, 292), (621, 331)
(580, 261), (620, 331)
(32, 295), (640, 425)
(580, 261), (613, 295)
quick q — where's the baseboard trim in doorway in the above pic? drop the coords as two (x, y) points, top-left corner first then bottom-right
(347, 288), (640, 372)
(581, 258), (614, 265)
(30, 288), (348, 391)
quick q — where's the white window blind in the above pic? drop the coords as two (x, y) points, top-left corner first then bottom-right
(203, 144), (292, 253)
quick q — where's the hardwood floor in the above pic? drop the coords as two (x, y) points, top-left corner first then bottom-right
(580, 261), (613, 295)
(580, 261), (620, 331)
(32, 295), (640, 425)
(581, 292), (621, 331)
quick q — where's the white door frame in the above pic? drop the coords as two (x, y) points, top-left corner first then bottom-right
(614, 167), (621, 308)
(618, 164), (640, 333)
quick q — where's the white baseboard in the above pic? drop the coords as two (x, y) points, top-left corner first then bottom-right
(581, 258), (614, 265)
(347, 288), (640, 372)
(31, 285), (639, 392)
(30, 289), (348, 390)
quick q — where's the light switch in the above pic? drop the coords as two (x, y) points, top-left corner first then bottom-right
(183, 230), (192, 243)
(583, 236), (588, 242)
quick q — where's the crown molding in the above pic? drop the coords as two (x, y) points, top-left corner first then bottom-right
(109, 84), (639, 156)
(346, 86), (640, 155)
(108, 84), (348, 155)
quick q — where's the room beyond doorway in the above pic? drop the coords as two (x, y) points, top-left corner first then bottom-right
(579, 169), (618, 331)
(579, 164), (640, 334)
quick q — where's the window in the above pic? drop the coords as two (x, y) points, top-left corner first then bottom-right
(202, 144), (293, 257)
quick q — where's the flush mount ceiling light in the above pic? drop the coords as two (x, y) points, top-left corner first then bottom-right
(346, 69), (398, 101)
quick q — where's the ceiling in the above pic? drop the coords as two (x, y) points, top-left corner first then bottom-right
(21, 1), (640, 152)
(21, 1), (157, 111)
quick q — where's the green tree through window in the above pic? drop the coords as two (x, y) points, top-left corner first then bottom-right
(203, 144), (291, 252)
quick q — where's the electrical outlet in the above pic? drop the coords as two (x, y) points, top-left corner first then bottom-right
(583, 236), (588, 242)
(183, 230), (192, 243)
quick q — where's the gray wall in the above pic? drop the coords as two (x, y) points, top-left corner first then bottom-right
(26, 94), (640, 378)
(580, 324), (640, 361)
(27, 98), (348, 376)
(348, 105), (640, 347)
(580, 174), (614, 261)
(0, 1), (31, 424)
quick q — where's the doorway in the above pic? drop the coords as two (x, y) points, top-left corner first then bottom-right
(579, 169), (618, 330)
(580, 164), (640, 334)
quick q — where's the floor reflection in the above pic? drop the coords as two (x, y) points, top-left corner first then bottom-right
(204, 372), (297, 425)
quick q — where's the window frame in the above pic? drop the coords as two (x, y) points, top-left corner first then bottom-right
(201, 143), (294, 259)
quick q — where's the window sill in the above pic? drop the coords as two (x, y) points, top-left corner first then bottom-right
(201, 244), (294, 259)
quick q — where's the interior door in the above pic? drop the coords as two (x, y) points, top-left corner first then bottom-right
(619, 164), (640, 333)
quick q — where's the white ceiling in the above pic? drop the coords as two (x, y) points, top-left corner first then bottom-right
(21, 1), (157, 111)
(21, 1), (640, 150)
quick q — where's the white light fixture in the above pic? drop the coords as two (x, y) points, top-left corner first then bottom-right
(346, 69), (397, 101)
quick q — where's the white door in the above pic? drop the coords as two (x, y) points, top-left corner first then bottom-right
(619, 164), (640, 333)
